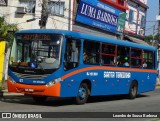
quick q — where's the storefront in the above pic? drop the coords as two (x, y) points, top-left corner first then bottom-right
(72, 0), (126, 39)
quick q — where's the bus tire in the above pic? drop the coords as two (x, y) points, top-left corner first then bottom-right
(32, 96), (47, 103)
(128, 81), (138, 99)
(75, 83), (89, 105)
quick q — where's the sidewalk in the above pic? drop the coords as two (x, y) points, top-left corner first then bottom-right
(156, 78), (160, 86)
(156, 86), (160, 89)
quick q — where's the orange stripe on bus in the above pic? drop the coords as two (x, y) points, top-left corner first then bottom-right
(62, 66), (157, 80)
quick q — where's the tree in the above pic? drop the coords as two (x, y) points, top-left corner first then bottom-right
(0, 16), (18, 90)
(144, 35), (153, 45)
(0, 16), (18, 46)
(144, 34), (160, 46)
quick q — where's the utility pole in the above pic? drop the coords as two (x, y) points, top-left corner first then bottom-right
(157, 0), (160, 84)
(39, 0), (49, 29)
(152, 25), (156, 46)
(158, 0), (160, 41)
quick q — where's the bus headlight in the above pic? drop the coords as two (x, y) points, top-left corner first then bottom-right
(8, 76), (16, 84)
(46, 78), (61, 87)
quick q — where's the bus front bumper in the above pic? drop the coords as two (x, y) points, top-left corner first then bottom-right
(7, 80), (61, 97)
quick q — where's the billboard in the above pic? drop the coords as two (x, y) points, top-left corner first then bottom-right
(76, 0), (124, 34)
(117, 12), (127, 34)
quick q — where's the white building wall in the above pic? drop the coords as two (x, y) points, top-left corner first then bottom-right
(139, 0), (147, 5)
(41, 0), (73, 30)
(0, 0), (73, 30)
(125, 1), (137, 34)
(0, 1), (10, 22)
(125, 0), (147, 36)
(137, 6), (146, 35)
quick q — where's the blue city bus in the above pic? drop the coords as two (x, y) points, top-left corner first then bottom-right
(7, 29), (157, 104)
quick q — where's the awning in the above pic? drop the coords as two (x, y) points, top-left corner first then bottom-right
(125, 36), (148, 45)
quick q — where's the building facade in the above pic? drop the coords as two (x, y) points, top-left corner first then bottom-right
(0, 0), (9, 21)
(0, 0), (148, 44)
(124, 0), (148, 44)
(0, 0), (73, 31)
(72, 0), (128, 39)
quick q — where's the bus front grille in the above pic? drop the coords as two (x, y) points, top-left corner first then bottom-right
(12, 72), (50, 80)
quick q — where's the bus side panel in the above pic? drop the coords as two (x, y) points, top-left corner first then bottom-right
(60, 70), (116, 97)
(60, 74), (83, 97)
(120, 71), (156, 94)
(109, 71), (156, 95)
(90, 70), (121, 96)
(136, 72), (156, 93)
(148, 73), (157, 90)
(60, 69), (157, 97)
(60, 70), (130, 97)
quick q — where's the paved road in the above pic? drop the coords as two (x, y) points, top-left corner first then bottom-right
(0, 88), (160, 121)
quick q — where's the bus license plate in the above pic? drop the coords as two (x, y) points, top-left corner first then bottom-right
(25, 88), (34, 92)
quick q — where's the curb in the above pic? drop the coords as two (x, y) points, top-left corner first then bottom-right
(3, 92), (24, 96)
(0, 90), (24, 97)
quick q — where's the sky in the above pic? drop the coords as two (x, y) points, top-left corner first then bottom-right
(145, 0), (159, 35)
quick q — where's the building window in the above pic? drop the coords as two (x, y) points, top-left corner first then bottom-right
(117, 46), (130, 67)
(129, 9), (134, 23)
(48, 1), (65, 16)
(141, 15), (145, 28)
(19, 0), (36, 13)
(118, 0), (124, 6)
(0, 0), (7, 6)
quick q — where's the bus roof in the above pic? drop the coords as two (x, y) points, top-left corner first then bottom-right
(16, 29), (156, 51)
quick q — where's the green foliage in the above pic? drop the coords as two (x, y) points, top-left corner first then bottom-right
(144, 34), (160, 46)
(144, 35), (153, 45)
(0, 16), (18, 47)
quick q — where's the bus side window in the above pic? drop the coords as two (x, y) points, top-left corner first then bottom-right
(101, 43), (116, 66)
(131, 48), (142, 68)
(117, 46), (130, 67)
(64, 39), (81, 70)
(143, 50), (155, 69)
(83, 40), (100, 64)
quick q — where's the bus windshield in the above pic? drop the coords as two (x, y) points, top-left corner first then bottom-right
(9, 34), (63, 71)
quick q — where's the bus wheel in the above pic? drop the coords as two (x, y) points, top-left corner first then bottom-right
(32, 96), (47, 103)
(128, 81), (138, 99)
(75, 83), (89, 105)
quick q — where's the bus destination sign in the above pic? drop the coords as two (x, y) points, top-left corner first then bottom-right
(22, 34), (51, 41)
